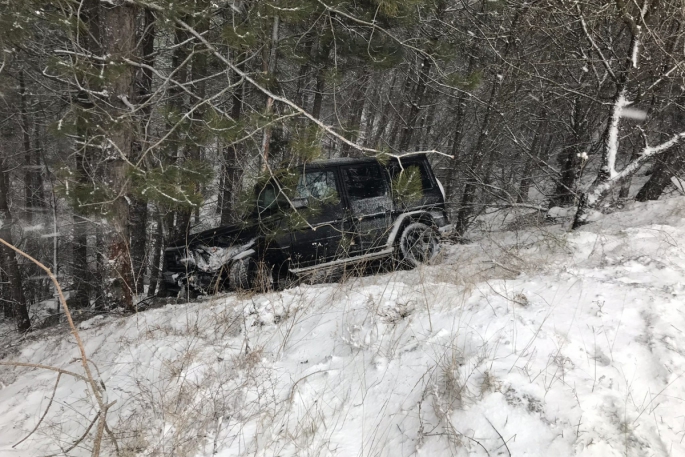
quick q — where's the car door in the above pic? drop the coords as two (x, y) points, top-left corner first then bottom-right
(340, 162), (393, 254)
(288, 168), (345, 268)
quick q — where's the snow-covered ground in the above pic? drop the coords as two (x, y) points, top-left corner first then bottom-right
(2, 197), (685, 456)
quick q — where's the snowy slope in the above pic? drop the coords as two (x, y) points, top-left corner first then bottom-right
(1, 197), (685, 457)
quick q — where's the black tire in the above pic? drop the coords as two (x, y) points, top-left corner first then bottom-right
(398, 222), (439, 267)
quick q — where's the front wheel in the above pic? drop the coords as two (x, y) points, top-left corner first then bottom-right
(398, 222), (439, 267)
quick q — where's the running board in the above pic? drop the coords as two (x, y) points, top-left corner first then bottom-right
(289, 248), (394, 274)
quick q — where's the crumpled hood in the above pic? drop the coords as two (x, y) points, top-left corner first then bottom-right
(167, 223), (261, 274)
(185, 239), (257, 273)
(169, 222), (258, 249)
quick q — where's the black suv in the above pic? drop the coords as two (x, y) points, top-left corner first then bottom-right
(162, 154), (451, 295)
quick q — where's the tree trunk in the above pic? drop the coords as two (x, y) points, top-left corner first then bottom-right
(416, 93), (437, 152)
(0, 160), (31, 332)
(101, 2), (137, 311)
(19, 70), (34, 223)
(636, 147), (685, 201)
(156, 211), (175, 297)
(177, 6), (209, 236)
(311, 37), (332, 121)
(0, 254), (11, 318)
(444, 90), (468, 207)
(156, 21), (191, 297)
(129, 7), (156, 295)
(517, 111), (546, 203)
(342, 70), (369, 157)
(147, 213), (164, 298)
(398, 55), (432, 152)
(454, 77), (500, 236)
(260, 15), (280, 169)
(70, 0), (102, 310)
(220, 51), (246, 225)
(219, 162), (243, 225)
(368, 72), (399, 148)
(295, 34), (314, 110)
(388, 67), (417, 149)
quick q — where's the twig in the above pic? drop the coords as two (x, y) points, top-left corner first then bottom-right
(46, 410), (101, 457)
(289, 370), (327, 403)
(484, 415), (512, 457)
(13, 373), (62, 448)
(91, 401), (117, 457)
(0, 239), (110, 456)
(482, 260), (521, 275)
(104, 420), (120, 456)
(0, 361), (88, 382)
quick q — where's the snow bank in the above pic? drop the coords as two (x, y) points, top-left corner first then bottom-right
(2, 197), (685, 456)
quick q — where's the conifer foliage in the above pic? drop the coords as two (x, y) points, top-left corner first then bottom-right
(1, 0), (685, 328)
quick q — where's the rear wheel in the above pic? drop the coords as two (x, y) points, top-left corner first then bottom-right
(398, 222), (439, 267)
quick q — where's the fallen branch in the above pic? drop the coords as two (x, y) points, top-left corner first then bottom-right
(0, 238), (111, 456)
(0, 361), (88, 382)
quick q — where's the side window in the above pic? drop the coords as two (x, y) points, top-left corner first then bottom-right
(342, 164), (388, 201)
(295, 170), (340, 205)
(387, 160), (433, 190)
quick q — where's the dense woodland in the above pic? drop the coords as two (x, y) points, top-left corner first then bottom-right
(1, 0), (685, 331)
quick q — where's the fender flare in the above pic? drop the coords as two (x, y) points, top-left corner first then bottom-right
(385, 210), (438, 248)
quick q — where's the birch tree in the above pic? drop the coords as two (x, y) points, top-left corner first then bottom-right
(572, 0), (685, 228)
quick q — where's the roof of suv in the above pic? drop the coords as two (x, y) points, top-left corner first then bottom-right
(303, 154), (426, 168)
(303, 157), (378, 168)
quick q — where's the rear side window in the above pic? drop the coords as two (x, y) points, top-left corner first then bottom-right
(387, 160), (434, 190)
(342, 164), (388, 200)
(295, 170), (339, 204)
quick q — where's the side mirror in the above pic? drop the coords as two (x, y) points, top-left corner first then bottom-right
(292, 197), (309, 209)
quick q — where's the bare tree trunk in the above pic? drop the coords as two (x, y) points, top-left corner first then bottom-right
(146, 213), (163, 298)
(342, 70), (369, 157)
(101, 1), (137, 311)
(0, 160), (31, 332)
(398, 55), (431, 152)
(636, 146), (685, 201)
(156, 211), (175, 298)
(311, 38), (331, 121)
(71, 0), (102, 310)
(129, 7), (156, 295)
(618, 142), (640, 199)
(0, 254), (10, 318)
(517, 110), (546, 203)
(551, 133), (582, 208)
(454, 78), (500, 236)
(295, 34), (314, 110)
(260, 15), (280, 169)
(388, 67), (416, 148)
(156, 21), (190, 297)
(416, 93), (437, 152)
(177, 5), (209, 236)
(221, 53), (246, 226)
(443, 55), (475, 209)
(19, 70), (34, 222)
(368, 72), (399, 148)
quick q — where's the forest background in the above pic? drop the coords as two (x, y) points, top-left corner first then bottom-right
(1, 0), (685, 330)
